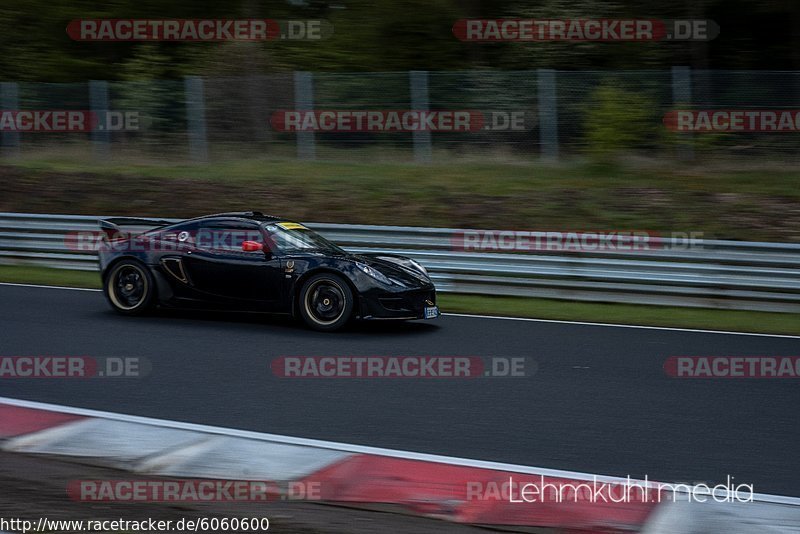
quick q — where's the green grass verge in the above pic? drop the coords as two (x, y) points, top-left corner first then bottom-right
(439, 294), (800, 335)
(0, 265), (100, 289)
(3, 155), (800, 242)
(1, 265), (798, 335)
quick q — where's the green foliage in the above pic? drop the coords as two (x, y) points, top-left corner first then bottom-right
(113, 46), (186, 133)
(583, 83), (659, 155)
(0, 0), (798, 81)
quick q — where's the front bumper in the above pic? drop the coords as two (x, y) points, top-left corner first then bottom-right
(359, 287), (438, 320)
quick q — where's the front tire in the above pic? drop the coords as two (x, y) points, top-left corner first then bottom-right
(298, 273), (354, 332)
(103, 259), (156, 315)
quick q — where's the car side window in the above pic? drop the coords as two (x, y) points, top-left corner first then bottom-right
(197, 221), (264, 253)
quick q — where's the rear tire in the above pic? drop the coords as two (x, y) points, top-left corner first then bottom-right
(103, 259), (156, 315)
(298, 273), (354, 332)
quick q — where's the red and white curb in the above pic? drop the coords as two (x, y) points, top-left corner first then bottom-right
(642, 499), (800, 533)
(1, 397), (798, 532)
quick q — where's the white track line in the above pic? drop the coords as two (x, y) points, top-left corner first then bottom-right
(0, 282), (100, 292)
(1, 396), (799, 507)
(444, 312), (800, 339)
(2, 281), (799, 339)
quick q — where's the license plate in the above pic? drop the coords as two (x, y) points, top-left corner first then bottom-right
(424, 306), (440, 319)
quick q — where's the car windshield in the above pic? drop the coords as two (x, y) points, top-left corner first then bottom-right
(262, 222), (345, 254)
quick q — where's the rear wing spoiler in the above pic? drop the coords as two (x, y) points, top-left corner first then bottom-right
(100, 217), (174, 242)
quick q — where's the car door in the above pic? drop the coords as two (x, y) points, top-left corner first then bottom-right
(152, 221), (202, 300)
(182, 220), (284, 309)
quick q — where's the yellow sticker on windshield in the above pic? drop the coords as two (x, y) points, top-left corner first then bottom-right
(277, 222), (307, 230)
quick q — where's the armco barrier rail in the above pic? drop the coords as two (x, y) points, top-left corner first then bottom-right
(2, 212), (800, 313)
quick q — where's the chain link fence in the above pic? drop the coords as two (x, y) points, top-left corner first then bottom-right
(2, 69), (800, 163)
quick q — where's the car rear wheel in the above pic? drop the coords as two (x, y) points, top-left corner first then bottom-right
(299, 273), (354, 332)
(104, 260), (156, 315)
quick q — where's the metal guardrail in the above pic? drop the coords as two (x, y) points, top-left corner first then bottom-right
(2, 212), (800, 313)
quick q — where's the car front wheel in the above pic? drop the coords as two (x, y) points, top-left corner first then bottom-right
(298, 273), (354, 332)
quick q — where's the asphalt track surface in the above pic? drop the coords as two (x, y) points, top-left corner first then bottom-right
(1, 284), (798, 497)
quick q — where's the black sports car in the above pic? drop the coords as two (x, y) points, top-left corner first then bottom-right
(97, 211), (439, 331)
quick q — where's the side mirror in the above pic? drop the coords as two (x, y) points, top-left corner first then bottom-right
(242, 240), (264, 252)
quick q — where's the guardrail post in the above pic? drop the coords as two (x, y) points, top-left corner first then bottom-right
(1, 82), (20, 157)
(89, 80), (110, 160)
(672, 66), (694, 161)
(537, 69), (559, 161)
(294, 71), (316, 161)
(409, 70), (432, 164)
(185, 76), (209, 163)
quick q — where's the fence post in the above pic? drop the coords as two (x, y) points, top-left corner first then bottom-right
(185, 76), (209, 163)
(1, 82), (20, 157)
(409, 70), (432, 163)
(671, 66), (693, 161)
(89, 80), (110, 160)
(537, 69), (559, 160)
(294, 71), (316, 161)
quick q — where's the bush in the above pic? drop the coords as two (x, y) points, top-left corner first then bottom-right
(583, 84), (659, 156)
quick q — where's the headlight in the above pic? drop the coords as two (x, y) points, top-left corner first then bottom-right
(356, 262), (392, 285)
(408, 258), (428, 276)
